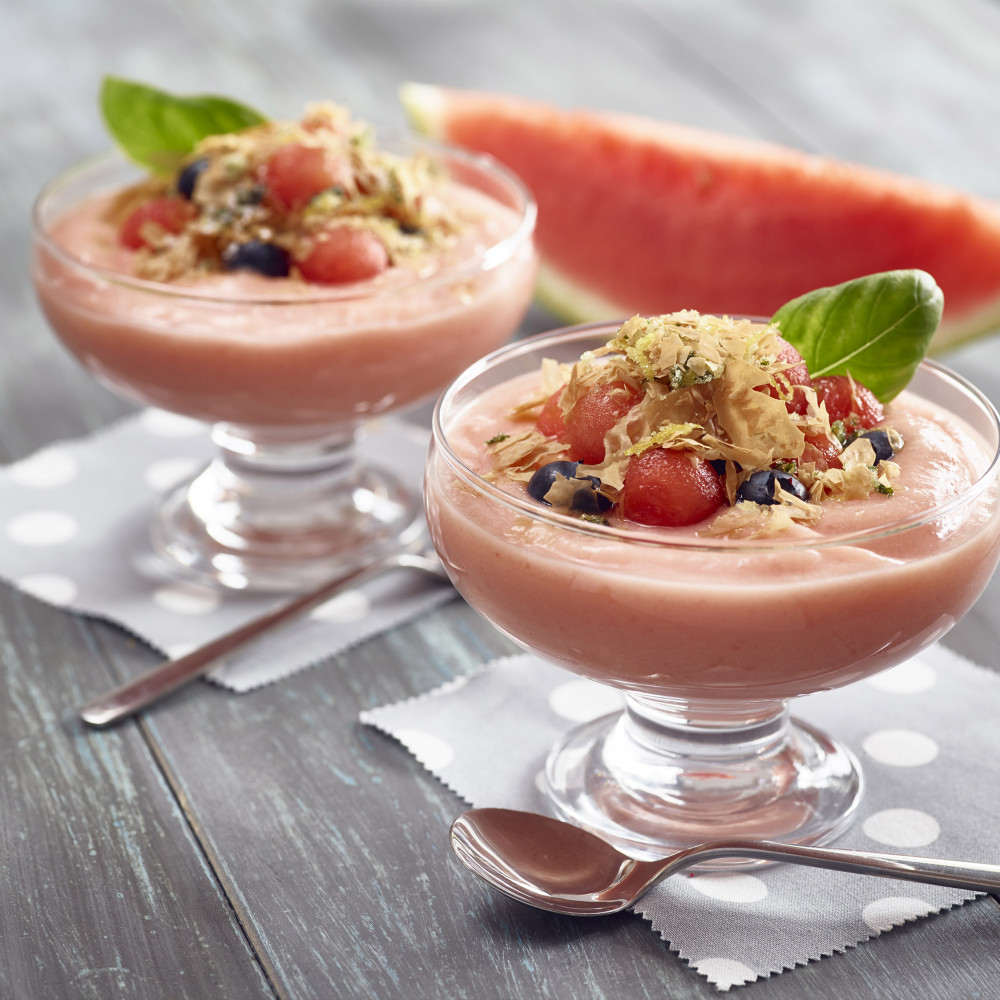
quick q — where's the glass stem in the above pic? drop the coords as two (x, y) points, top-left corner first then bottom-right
(621, 692), (791, 760)
(190, 423), (364, 537)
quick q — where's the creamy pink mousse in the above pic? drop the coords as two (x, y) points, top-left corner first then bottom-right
(427, 370), (1000, 701)
(33, 184), (536, 427)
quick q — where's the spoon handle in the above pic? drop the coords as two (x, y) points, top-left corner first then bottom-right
(686, 841), (1000, 894)
(78, 550), (445, 728)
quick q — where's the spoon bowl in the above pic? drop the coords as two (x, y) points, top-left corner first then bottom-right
(450, 808), (1000, 916)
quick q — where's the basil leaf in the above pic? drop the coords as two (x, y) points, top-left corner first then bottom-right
(100, 76), (267, 175)
(772, 270), (943, 402)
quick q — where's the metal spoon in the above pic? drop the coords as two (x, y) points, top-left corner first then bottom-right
(79, 546), (448, 728)
(450, 808), (1000, 916)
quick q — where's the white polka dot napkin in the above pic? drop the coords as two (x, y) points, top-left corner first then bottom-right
(0, 410), (453, 692)
(362, 644), (1000, 991)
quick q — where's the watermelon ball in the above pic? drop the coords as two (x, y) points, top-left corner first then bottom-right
(620, 448), (726, 527)
(736, 469), (810, 505)
(812, 375), (884, 429)
(536, 389), (569, 440)
(297, 227), (390, 284)
(177, 158), (209, 200)
(800, 433), (843, 471)
(564, 380), (643, 465)
(527, 461), (612, 514)
(222, 240), (291, 277)
(855, 429), (895, 461)
(264, 143), (346, 211)
(119, 197), (194, 250)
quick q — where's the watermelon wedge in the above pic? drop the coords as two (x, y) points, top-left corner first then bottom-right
(401, 83), (1000, 351)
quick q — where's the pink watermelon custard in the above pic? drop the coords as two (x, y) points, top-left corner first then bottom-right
(31, 134), (537, 592)
(425, 322), (1000, 860)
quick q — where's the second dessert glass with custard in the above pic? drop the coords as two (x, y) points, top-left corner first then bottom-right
(32, 103), (537, 591)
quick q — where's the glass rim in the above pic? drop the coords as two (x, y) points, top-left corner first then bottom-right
(431, 320), (1000, 553)
(31, 132), (538, 306)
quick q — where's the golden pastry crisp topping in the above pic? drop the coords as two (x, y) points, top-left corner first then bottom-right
(486, 312), (902, 536)
(106, 102), (464, 281)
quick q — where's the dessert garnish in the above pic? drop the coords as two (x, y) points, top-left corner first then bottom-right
(98, 77), (463, 284)
(486, 270), (944, 536)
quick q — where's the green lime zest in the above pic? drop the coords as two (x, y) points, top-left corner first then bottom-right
(772, 269), (943, 402)
(100, 76), (267, 175)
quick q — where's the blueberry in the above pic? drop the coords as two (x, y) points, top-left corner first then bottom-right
(222, 240), (291, 277)
(709, 458), (741, 477)
(177, 158), (209, 199)
(856, 429), (895, 462)
(527, 461), (612, 514)
(568, 485), (613, 516)
(736, 469), (809, 505)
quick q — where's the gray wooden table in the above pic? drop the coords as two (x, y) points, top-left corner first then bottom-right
(4, 1), (1000, 997)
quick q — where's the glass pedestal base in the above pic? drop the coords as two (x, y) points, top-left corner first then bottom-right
(150, 422), (423, 592)
(543, 693), (863, 865)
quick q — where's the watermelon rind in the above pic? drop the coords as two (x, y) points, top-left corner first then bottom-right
(534, 261), (621, 325)
(399, 82), (441, 136)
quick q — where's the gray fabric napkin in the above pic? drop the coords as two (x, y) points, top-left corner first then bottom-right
(361, 643), (999, 991)
(0, 409), (453, 690)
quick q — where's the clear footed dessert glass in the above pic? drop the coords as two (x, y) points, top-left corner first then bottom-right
(425, 322), (1000, 862)
(31, 138), (537, 592)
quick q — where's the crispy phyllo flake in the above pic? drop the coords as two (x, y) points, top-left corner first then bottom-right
(486, 430), (567, 482)
(541, 472), (616, 510)
(598, 312), (779, 384)
(698, 495), (822, 539)
(625, 423), (703, 456)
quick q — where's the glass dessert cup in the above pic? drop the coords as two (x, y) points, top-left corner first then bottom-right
(31, 140), (537, 592)
(426, 323), (1000, 863)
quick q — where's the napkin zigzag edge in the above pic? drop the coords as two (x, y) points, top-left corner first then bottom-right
(359, 672), (480, 807)
(359, 657), (535, 804)
(635, 893), (981, 992)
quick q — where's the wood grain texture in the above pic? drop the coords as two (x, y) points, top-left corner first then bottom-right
(4, 1), (1000, 997)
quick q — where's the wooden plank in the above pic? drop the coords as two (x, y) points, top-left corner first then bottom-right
(0, 593), (276, 999)
(0, 4), (274, 997)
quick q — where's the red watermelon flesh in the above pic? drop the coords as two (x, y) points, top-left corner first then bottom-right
(401, 83), (1000, 350)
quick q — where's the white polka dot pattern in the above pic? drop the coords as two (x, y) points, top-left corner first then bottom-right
(687, 872), (768, 903)
(6, 510), (78, 546)
(863, 808), (941, 847)
(16, 572), (78, 606)
(863, 729), (939, 767)
(862, 896), (935, 932)
(8, 447), (79, 488)
(691, 957), (757, 990)
(396, 730), (454, 771)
